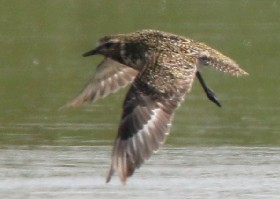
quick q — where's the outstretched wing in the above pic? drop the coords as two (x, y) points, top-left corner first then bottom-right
(67, 58), (138, 107)
(106, 53), (197, 184)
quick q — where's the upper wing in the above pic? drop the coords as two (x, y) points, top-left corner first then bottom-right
(106, 53), (197, 184)
(67, 58), (138, 107)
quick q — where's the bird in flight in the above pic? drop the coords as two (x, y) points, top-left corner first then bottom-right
(67, 29), (248, 184)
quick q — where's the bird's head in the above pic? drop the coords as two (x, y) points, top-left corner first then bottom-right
(83, 34), (149, 70)
(83, 36), (122, 58)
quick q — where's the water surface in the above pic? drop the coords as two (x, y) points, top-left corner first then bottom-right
(1, 146), (280, 198)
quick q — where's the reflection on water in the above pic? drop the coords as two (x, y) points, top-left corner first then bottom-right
(1, 146), (280, 199)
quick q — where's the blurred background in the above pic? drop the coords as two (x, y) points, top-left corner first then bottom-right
(1, 1), (279, 198)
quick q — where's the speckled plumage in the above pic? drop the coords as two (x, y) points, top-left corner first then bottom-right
(67, 29), (248, 184)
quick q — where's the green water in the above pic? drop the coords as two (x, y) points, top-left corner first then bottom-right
(1, 0), (279, 146)
(1, 1), (280, 197)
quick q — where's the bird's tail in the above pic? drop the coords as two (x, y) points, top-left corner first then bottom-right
(198, 43), (249, 77)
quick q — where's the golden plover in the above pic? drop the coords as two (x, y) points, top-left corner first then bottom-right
(67, 29), (248, 184)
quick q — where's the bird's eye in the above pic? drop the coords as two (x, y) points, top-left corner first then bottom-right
(104, 42), (114, 49)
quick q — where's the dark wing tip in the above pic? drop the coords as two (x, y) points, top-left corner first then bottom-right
(106, 166), (114, 184)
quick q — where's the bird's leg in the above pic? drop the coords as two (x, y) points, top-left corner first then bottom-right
(196, 71), (221, 107)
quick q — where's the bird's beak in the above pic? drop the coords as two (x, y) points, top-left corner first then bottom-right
(82, 48), (99, 57)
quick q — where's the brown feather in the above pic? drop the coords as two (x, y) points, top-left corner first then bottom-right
(67, 58), (138, 107)
(106, 53), (197, 183)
